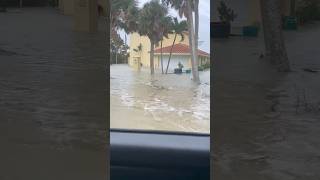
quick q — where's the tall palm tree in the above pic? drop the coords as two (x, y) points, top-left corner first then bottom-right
(194, 0), (199, 59)
(111, 0), (139, 41)
(162, 0), (200, 82)
(137, 0), (170, 74)
(165, 18), (187, 74)
(158, 16), (173, 74)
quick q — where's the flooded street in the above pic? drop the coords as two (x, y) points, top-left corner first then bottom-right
(213, 22), (320, 179)
(110, 65), (210, 133)
(0, 8), (107, 179)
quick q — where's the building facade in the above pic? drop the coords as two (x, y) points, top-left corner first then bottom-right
(57, 0), (107, 32)
(212, 0), (296, 34)
(58, 0), (107, 16)
(129, 32), (210, 72)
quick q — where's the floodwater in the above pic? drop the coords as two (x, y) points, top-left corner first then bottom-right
(0, 8), (107, 179)
(213, 22), (320, 179)
(110, 65), (210, 133)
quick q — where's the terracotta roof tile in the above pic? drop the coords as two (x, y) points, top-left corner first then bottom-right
(154, 43), (210, 57)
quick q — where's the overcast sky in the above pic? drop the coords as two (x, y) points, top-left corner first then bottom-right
(119, 0), (210, 53)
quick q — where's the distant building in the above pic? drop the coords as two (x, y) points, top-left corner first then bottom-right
(129, 32), (210, 72)
(212, 0), (298, 34)
(154, 44), (210, 72)
(57, 0), (107, 32)
(58, 0), (107, 16)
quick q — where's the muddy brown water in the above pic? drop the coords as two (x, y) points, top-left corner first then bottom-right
(110, 64), (210, 133)
(0, 8), (107, 179)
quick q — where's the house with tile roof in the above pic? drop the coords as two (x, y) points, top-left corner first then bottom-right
(154, 43), (210, 72)
(129, 32), (210, 72)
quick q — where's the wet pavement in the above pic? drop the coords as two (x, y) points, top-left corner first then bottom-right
(213, 22), (320, 179)
(110, 65), (210, 133)
(0, 8), (107, 179)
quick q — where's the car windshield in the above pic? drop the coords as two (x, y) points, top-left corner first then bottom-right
(110, 0), (210, 134)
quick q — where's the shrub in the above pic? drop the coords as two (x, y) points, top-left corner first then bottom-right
(296, 0), (320, 23)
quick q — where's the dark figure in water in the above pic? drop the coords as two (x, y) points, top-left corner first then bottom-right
(0, 0), (7, 12)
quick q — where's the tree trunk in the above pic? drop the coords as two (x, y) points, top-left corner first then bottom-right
(260, 0), (290, 72)
(195, 0), (199, 54)
(19, 0), (22, 8)
(125, 34), (128, 63)
(115, 49), (118, 64)
(150, 40), (155, 74)
(187, 0), (200, 82)
(165, 34), (177, 74)
(160, 41), (164, 74)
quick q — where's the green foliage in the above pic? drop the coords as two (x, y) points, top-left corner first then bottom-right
(137, 0), (170, 44)
(172, 17), (188, 42)
(198, 63), (210, 71)
(217, 1), (237, 23)
(161, 0), (195, 18)
(296, 0), (320, 23)
(111, 0), (139, 41)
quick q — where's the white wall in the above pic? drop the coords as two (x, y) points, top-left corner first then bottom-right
(157, 55), (190, 73)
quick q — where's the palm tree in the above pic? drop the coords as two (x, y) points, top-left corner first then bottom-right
(194, 0), (199, 59)
(165, 18), (187, 74)
(162, 0), (200, 82)
(137, 0), (170, 74)
(111, 0), (139, 41)
(158, 16), (173, 74)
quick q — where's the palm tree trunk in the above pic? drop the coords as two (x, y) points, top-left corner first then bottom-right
(165, 34), (177, 74)
(115, 49), (118, 64)
(186, 0), (200, 82)
(150, 40), (155, 74)
(195, 0), (199, 53)
(260, 0), (290, 72)
(161, 41), (164, 74)
(125, 34), (128, 63)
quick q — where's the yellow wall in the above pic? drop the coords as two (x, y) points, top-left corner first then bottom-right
(59, 0), (107, 16)
(129, 32), (189, 68)
(73, 0), (98, 32)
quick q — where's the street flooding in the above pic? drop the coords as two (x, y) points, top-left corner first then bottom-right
(110, 64), (210, 133)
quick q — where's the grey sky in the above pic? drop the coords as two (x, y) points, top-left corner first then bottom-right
(119, 0), (210, 53)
